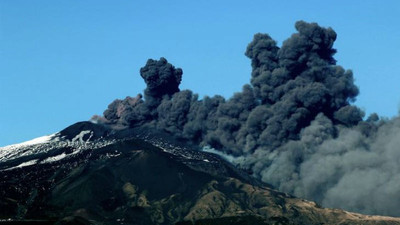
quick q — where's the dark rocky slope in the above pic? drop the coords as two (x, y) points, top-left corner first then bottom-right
(0, 122), (399, 225)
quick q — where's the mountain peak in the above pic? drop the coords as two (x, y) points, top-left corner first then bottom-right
(1, 125), (399, 224)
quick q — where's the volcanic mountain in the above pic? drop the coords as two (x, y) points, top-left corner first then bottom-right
(1, 121), (399, 225)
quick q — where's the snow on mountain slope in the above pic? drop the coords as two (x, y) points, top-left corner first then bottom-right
(0, 134), (57, 162)
(0, 134), (56, 149)
(0, 123), (115, 166)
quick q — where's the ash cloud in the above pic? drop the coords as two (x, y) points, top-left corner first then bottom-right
(244, 114), (400, 216)
(94, 21), (400, 216)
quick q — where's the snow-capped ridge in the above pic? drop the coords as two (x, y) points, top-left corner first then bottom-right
(0, 134), (56, 149)
(0, 134), (57, 162)
(71, 130), (93, 143)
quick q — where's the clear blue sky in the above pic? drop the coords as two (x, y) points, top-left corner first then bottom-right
(1, 0), (399, 146)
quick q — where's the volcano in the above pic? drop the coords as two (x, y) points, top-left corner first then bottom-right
(1, 121), (399, 225)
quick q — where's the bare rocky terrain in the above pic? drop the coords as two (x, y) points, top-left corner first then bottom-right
(1, 122), (399, 225)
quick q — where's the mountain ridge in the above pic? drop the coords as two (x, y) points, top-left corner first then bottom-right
(1, 121), (400, 225)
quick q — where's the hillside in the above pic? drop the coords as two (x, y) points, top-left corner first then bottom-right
(0, 122), (399, 225)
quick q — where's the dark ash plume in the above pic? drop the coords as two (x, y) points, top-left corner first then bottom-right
(140, 57), (183, 99)
(94, 21), (400, 216)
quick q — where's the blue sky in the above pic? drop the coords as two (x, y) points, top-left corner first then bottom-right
(1, 0), (399, 146)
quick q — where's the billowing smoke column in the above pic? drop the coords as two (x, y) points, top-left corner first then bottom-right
(96, 21), (400, 216)
(140, 57), (183, 106)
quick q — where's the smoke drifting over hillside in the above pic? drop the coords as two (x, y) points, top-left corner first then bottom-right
(95, 21), (400, 216)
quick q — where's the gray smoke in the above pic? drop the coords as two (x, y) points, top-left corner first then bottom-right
(239, 114), (400, 216)
(95, 21), (400, 216)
